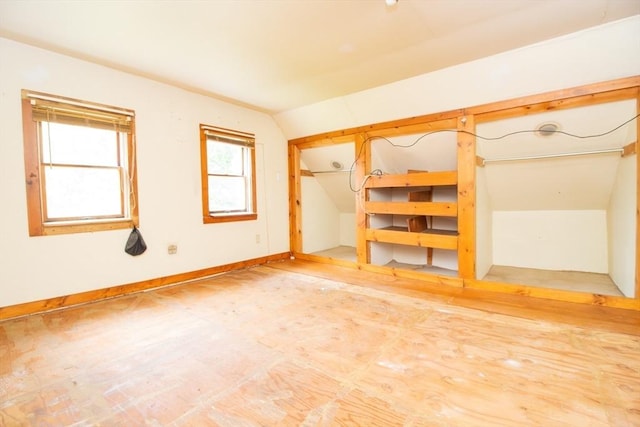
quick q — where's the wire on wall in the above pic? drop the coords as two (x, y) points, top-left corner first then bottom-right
(347, 113), (639, 193)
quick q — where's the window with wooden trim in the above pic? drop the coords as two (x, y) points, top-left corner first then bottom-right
(21, 90), (139, 236)
(200, 124), (257, 223)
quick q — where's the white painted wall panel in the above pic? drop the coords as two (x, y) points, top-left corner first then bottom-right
(339, 213), (356, 247)
(301, 177), (340, 253)
(475, 166), (493, 279)
(608, 155), (637, 297)
(493, 210), (608, 273)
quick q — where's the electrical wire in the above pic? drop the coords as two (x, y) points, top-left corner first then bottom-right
(347, 113), (639, 193)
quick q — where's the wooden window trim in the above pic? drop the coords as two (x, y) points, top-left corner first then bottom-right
(21, 91), (139, 236)
(200, 124), (257, 224)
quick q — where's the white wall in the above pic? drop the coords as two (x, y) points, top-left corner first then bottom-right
(301, 177), (340, 253)
(492, 210), (608, 273)
(0, 38), (289, 307)
(475, 166), (493, 279)
(339, 213), (356, 247)
(608, 155), (637, 297)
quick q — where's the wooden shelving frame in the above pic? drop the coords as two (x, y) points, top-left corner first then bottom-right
(288, 75), (640, 310)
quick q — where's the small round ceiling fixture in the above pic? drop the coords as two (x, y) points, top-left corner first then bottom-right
(330, 160), (344, 170)
(535, 122), (560, 137)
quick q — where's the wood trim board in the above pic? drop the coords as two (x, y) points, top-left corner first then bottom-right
(0, 252), (291, 321)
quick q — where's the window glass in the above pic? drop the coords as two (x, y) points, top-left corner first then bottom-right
(41, 122), (119, 167)
(208, 175), (247, 212)
(207, 141), (243, 175)
(44, 167), (122, 219)
(22, 90), (138, 236)
(200, 124), (256, 223)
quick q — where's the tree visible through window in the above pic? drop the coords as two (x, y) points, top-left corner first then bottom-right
(200, 124), (256, 223)
(21, 90), (138, 236)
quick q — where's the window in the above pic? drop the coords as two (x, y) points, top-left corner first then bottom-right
(21, 90), (138, 236)
(200, 124), (256, 223)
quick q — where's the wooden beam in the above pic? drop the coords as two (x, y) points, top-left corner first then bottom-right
(473, 87), (640, 123)
(457, 115), (476, 280)
(355, 133), (370, 264)
(365, 228), (458, 250)
(364, 117), (458, 139)
(636, 94), (640, 300)
(476, 155), (485, 167)
(288, 110), (464, 146)
(300, 169), (314, 177)
(365, 201), (458, 217)
(465, 278), (640, 311)
(288, 144), (302, 253)
(288, 76), (640, 146)
(622, 141), (637, 157)
(365, 171), (457, 188)
(289, 134), (355, 150)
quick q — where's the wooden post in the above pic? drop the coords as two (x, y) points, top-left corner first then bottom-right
(288, 143), (302, 254)
(457, 114), (476, 280)
(355, 133), (370, 264)
(636, 91), (640, 299)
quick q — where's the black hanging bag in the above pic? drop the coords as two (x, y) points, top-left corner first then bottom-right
(125, 226), (147, 256)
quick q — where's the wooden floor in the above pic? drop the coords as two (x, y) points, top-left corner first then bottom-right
(312, 246), (626, 296)
(1, 259), (639, 426)
(483, 265), (624, 296)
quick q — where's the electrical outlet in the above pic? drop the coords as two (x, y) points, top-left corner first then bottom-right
(168, 244), (178, 255)
(255, 234), (260, 244)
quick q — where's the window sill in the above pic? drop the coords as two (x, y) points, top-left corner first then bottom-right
(34, 218), (137, 236)
(203, 213), (257, 224)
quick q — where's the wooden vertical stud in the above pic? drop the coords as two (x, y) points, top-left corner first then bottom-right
(457, 115), (476, 280)
(636, 90), (640, 299)
(288, 143), (302, 254)
(355, 133), (371, 264)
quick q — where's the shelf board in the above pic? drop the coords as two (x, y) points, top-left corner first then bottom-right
(365, 227), (458, 250)
(365, 171), (457, 188)
(365, 201), (457, 217)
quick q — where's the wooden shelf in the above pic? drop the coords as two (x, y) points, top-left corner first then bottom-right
(365, 201), (457, 217)
(365, 227), (458, 250)
(365, 171), (457, 188)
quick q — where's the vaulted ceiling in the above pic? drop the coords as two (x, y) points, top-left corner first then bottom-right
(1, 0), (638, 113)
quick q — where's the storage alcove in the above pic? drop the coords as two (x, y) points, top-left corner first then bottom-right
(366, 131), (459, 276)
(288, 76), (640, 309)
(475, 99), (637, 297)
(298, 142), (357, 261)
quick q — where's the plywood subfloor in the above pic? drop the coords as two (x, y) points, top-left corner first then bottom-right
(312, 247), (458, 277)
(483, 265), (624, 297)
(1, 260), (639, 426)
(385, 260), (458, 277)
(312, 245), (357, 262)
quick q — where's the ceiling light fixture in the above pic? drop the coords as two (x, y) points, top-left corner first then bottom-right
(330, 160), (344, 170)
(535, 122), (560, 137)
(385, 0), (398, 6)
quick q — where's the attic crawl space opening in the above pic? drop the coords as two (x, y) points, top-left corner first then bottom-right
(299, 141), (356, 258)
(475, 99), (638, 298)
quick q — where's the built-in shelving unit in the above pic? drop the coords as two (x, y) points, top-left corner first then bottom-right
(364, 171), (459, 254)
(288, 76), (640, 310)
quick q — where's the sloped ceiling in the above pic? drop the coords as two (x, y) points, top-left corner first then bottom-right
(477, 100), (637, 210)
(0, 0), (638, 113)
(300, 143), (356, 213)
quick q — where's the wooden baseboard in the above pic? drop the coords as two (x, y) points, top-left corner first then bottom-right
(0, 252), (291, 321)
